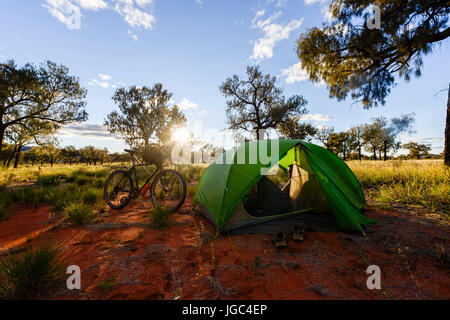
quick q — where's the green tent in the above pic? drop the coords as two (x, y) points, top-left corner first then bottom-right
(195, 139), (375, 234)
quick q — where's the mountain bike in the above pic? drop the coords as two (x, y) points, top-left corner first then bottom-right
(104, 148), (186, 213)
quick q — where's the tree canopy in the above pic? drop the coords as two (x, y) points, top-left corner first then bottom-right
(296, 0), (449, 107)
(104, 84), (186, 148)
(403, 141), (432, 159)
(0, 60), (88, 153)
(220, 66), (310, 140)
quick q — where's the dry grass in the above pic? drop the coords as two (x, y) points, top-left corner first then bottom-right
(348, 160), (449, 215)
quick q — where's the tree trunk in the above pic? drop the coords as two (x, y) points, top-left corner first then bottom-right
(0, 127), (4, 154)
(444, 83), (450, 167)
(358, 145), (362, 161)
(372, 147), (377, 160)
(13, 145), (22, 168)
(6, 145), (17, 168)
(383, 145), (388, 161)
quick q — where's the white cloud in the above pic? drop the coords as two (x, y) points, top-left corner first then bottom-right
(127, 30), (138, 41)
(195, 0), (203, 4)
(304, 0), (326, 5)
(74, 0), (108, 10)
(59, 123), (121, 141)
(98, 73), (112, 81)
(266, 0), (288, 7)
(88, 78), (109, 88)
(195, 109), (207, 116)
(44, 0), (156, 31)
(250, 11), (304, 63)
(178, 98), (198, 110)
(113, 0), (156, 29)
(281, 62), (308, 84)
(43, 0), (82, 30)
(300, 114), (331, 122)
(88, 73), (113, 88)
(135, 0), (154, 8)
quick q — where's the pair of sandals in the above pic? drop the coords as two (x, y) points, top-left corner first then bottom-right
(272, 225), (306, 249)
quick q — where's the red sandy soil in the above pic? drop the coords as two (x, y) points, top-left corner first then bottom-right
(0, 198), (449, 300)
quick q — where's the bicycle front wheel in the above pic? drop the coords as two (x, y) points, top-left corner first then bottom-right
(150, 169), (186, 213)
(104, 170), (133, 209)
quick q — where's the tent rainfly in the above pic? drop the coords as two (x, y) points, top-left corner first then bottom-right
(195, 139), (375, 234)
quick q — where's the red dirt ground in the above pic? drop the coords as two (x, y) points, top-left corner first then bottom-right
(0, 198), (449, 300)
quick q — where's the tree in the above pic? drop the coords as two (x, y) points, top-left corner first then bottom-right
(23, 147), (44, 166)
(279, 117), (317, 141)
(60, 145), (79, 165)
(104, 84), (185, 148)
(296, 1), (450, 164)
(0, 60), (88, 154)
(39, 138), (60, 167)
(220, 66), (310, 140)
(362, 123), (383, 160)
(316, 127), (335, 150)
(348, 125), (365, 161)
(328, 131), (354, 160)
(80, 146), (98, 165)
(4, 119), (58, 168)
(374, 113), (415, 160)
(403, 141), (431, 159)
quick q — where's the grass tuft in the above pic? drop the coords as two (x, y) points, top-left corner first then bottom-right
(147, 206), (172, 229)
(0, 242), (65, 299)
(63, 201), (95, 225)
(98, 275), (116, 293)
(74, 175), (90, 186)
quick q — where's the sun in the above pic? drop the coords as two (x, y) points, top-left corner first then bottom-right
(171, 127), (191, 143)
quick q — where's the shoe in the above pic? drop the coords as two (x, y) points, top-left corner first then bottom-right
(272, 231), (287, 249)
(291, 225), (305, 242)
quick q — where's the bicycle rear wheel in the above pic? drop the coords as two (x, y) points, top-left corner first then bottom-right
(150, 169), (186, 213)
(104, 170), (133, 209)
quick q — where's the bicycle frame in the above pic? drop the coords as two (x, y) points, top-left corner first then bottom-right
(127, 152), (162, 195)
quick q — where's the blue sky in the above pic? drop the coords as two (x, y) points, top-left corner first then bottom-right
(0, 0), (448, 154)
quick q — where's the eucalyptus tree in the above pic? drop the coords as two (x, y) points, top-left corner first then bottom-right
(296, 0), (449, 164)
(220, 66), (310, 140)
(0, 60), (88, 154)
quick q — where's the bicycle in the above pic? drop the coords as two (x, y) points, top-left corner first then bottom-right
(104, 148), (186, 213)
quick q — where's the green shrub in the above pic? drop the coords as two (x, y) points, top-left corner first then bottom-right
(99, 275), (116, 293)
(147, 206), (172, 229)
(53, 185), (81, 212)
(93, 178), (105, 189)
(94, 170), (108, 178)
(9, 187), (39, 207)
(81, 188), (102, 205)
(74, 175), (90, 186)
(84, 170), (97, 177)
(187, 185), (197, 198)
(63, 202), (95, 225)
(36, 174), (63, 187)
(0, 196), (12, 221)
(38, 187), (57, 204)
(0, 243), (65, 299)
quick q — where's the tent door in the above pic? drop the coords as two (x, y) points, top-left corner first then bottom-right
(289, 148), (328, 210)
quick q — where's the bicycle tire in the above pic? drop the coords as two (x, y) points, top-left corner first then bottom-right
(150, 169), (187, 213)
(104, 170), (133, 209)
